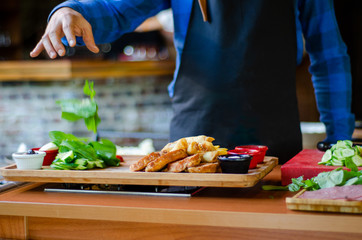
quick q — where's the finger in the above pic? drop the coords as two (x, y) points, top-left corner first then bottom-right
(48, 31), (66, 57)
(30, 41), (45, 58)
(41, 36), (58, 59)
(63, 22), (76, 47)
(82, 24), (99, 53)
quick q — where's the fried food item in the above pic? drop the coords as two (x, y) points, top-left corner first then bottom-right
(161, 135), (216, 155)
(165, 153), (202, 173)
(187, 162), (219, 173)
(185, 135), (215, 144)
(161, 138), (188, 154)
(215, 146), (228, 156)
(201, 151), (219, 163)
(198, 141), (216, 152)
(186, 141), (199, 155)
(130, 152), (160, 171)
(145, 149), (188, 172)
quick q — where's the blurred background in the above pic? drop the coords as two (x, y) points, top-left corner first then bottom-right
(0, 0), (361, 160)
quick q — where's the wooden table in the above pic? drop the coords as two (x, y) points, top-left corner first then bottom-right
(0, 166), (361, 240)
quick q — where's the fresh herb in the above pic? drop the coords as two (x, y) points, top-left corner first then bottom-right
(49, 130), (120, 170)
(56, 80), (101, 133)
(263, 167), (362, 192)
(319, 140), (362, 168)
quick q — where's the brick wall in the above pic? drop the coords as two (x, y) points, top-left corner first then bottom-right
(0, 76), (172, 157)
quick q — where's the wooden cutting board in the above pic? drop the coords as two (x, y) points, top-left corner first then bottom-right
(286, 189), (362, 214)
(281, 149), (362, 185)
(0, 155), (278, 188)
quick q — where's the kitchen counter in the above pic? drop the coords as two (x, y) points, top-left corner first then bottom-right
(0, 166), (361, 240)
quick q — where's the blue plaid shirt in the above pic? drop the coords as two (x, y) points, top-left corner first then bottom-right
(52, 0), (355, 143)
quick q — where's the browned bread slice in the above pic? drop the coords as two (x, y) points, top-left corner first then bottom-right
(129, 152), (160, 171)
(145, 149), (188, 172)
(165, 153), (201, 173)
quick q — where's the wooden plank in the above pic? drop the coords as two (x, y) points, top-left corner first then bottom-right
(0, 215), (26, 239)
(286, 189), (362, 214)
(0, 60), (71, 80)
(0, 60), (175, 81)
(26, 217), (362, 240)
(0, 156), (278, 188)
(71, 60), (175, 78)
(1, 201), (362, 234)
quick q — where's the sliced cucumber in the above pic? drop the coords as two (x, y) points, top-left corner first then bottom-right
(94, 159), (106, 168)
(57, 150), (74, 163)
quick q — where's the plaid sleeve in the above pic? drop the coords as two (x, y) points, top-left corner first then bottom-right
(298, 0), (355, 142)
(49, 0), (170, 45)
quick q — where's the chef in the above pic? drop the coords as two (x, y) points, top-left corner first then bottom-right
(30, 0), (354, 164)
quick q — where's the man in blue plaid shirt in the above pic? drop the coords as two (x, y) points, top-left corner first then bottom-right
(31, 0), (354, 163)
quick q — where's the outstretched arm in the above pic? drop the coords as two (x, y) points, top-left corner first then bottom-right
(30, 0), (170, 59)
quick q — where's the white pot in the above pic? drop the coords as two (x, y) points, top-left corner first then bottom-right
(12, 151), (46, 170)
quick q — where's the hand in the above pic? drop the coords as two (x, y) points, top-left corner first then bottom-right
(30, 7), (99, 59)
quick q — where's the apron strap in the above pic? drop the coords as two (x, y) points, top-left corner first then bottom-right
(198, 0), (208, 22)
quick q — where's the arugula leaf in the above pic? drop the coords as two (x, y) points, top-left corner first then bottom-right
(49, 131), (120, 170)
(83, 79), (96, 99)
(56, 99), (97, 119)
(263, 166), (362, 192)
(261, 185), (288, 191)
(49, 131), (82, 146)
(60, 140), (98, 161)
(89, 138), (120, 166)
(55, 80), (100, 133)
(345, 157), (358, 172)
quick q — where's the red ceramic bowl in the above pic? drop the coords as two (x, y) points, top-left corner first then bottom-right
(227, 149), (262, 169)
(32, 148), (58, 166)
(235, 145), (268, 163)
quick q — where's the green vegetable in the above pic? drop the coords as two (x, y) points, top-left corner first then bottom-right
(49, 131), (120, 170)
(263, 167), (362, 192)
(318, 140), (362, 168)
(56, 80), (101, 133)
(57, 150), (74, 163)
(89, 138), (120, 166)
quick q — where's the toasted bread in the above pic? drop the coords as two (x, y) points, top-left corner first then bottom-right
(145, 149), (188, 172)
(202, 151), (219, 163)
(130, 152), (160, 171)
(165, 153), (201, 172)
(187, 162), (219, 173)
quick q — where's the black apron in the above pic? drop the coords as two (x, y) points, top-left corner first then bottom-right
(170, 0), (302, 164)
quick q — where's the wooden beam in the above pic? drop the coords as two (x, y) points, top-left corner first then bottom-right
(0, 60), (175, 81)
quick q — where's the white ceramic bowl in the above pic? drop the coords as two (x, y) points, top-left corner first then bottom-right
(12, 151), (46, 170)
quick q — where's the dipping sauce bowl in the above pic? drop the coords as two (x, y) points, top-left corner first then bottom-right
(12, 151), (46, 170)
(32, 148), (58, 166)
(218, 154), (252, 174)
(227, 149), (261, 169)
(235, 145), (268, 163)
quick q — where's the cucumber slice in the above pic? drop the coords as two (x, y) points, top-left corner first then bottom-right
(352, 155), (362, 167)
(341, 148), (355, 158)
(321, 149), (332, 162)
(94, 159), (106, 168)
(86, 161), (96, 169)
(57, 150), (74, 163)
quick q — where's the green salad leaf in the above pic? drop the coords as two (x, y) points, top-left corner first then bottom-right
(49, 131), (120, 170)
(89, 138), (120, 166)
(55, 80), (101, 133)
(262, 167), (362, 192)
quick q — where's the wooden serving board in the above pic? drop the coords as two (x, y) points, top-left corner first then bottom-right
(0, 156), (278, 188)
(286, 189), (362, 214)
